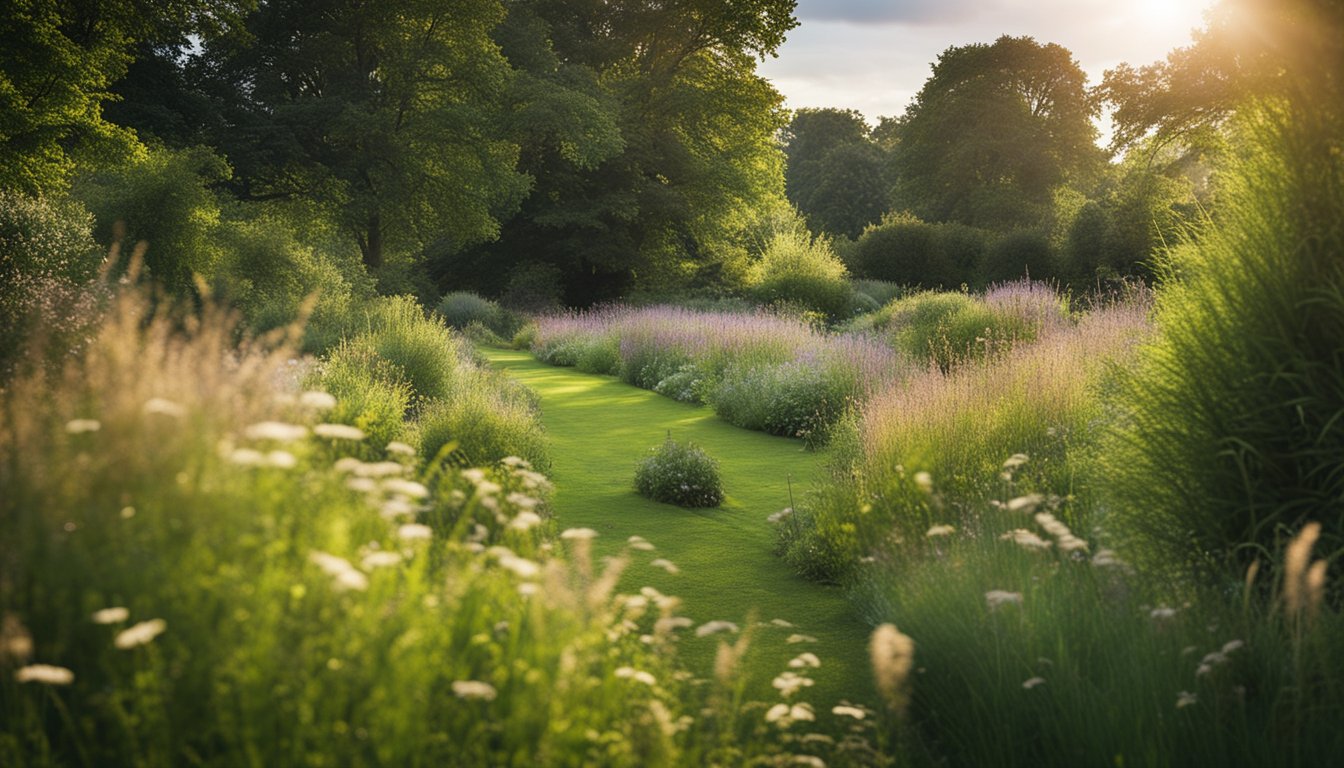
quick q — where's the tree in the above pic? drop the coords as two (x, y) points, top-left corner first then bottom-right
(782, 108), (889, 239)
(437, 0), (798, 304)
(199, 0), (530, 270)
(890, 36), (1102, 230)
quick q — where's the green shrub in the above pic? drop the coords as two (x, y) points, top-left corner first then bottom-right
(0, 191), (105, 372)
(746, 229), (852, 318)
(575, 335), (621, 375)
(75, 146), (229, 293)
(438, 290), (501, 330)
(634, 436), (724, 508)
(708, 361), (852, 442)
(1102, 105), (1344, 579)
(979, 229), (1056, 285)
(852, 213), (949, 287)
(355, 296), (465, 404)
(309, 340), (413, 456)
(414, 371), (550, 472)
(875, 291), (1035, 369)
(851, 279), (903, 306)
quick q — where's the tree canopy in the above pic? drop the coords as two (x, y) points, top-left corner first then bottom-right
(782, 108), (889, 240)
(889, 35), (1102, 230)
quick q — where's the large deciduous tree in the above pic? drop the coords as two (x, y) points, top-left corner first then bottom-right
(890, 35), (1102, 230)
(782, 108), (889, 239)
(440, 0), (798, 304)
(201, 0), (530, 270)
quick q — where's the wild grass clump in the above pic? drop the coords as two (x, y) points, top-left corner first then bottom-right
(1101, 105), (1344, 581)
(862, 286), (1063, 370)
(309, 340), (413, 457)
(530, 305), (907, 443)
(634, 436), (724, 508)
(414, 373), (550, 471)
(746, 229), (853, 319)
(437, 290), (501, 329)
(797, 305), (1148, 579)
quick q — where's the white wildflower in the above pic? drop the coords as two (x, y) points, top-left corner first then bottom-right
(510, 511), (543, 531)
(832, 705), (866, 720)
(382, 479), (430, 499)
(627, 535), (656, 551)
(1022, 676), (1047, 690)
(65, 419), (101, 434)
(379, 498), (417, 520)
(1176, 691), (1198, 709)
(228, 448), (266, 467)
(1149, 607), (1177, 620)
(397, 523), (433, 541)
(773, 671), (816, 697)
(787, 634), (819, 644)
(788, 652), (821, 669)
(265, 450), (297, 469)
(614, 666), (657, 686)
(452, 680), (498, 701)
(361, 551), (403, 569)
(505, 492), (538, 510)
(985, 590), (1023, 610)
(650, 558), (680, 574)
(767, 508), (794, 524)
(1222, 639), (1244, 654)
(114, 619), (167, 649)
(1007, 494), (1045, 514)
(15, 664), (74, 685)
(244, 421), (308, 442)
(925, 524), (955, 538)
(314, 423), (366, 441)
(91, 607), (129, 625)
(655, 616), (694, 633)
(913, 471), (933, 493)
(560, 527), (598, 541)
(346, 477), (377, 493)
(386, 440), (416, 456)
(333, 457), (364, 473)
(1002, 453), (1029, 471)
(695, 620), (739, 638)
(298, 391), (337, 411)
(143, 398), (187, 418)
(461, 468), (487, 485)
(1000, 529), (1052, 552)
(498, 555), (541, 579)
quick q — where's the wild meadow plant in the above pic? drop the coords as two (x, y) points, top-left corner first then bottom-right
(528, 306), (906, 442)
(792, 303), (1149, 581)
(0, 286), (898, 766)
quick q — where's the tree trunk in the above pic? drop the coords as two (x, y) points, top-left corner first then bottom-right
(358, 213), (383, 270)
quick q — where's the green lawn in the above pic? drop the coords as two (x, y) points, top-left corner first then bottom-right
(480, 347), (876, 719)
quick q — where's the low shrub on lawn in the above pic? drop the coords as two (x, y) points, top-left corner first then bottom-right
(634, 436), (724, 508)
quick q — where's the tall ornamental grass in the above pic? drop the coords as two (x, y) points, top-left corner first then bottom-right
(528, 306), (906, 442)
(0, 287), (886, 767)
(793, 304), (1148, 581)
(1101, 104), (1344, 581)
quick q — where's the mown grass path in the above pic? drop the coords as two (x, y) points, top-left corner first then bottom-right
(480, 347), (874, 718)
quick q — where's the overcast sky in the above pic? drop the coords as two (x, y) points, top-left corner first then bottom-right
(758, 0), (1215, 136)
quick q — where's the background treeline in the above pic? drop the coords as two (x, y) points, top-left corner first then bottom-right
(4, 0), (1222, 363)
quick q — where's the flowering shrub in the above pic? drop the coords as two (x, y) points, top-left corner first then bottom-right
(634, 436), (724, 507)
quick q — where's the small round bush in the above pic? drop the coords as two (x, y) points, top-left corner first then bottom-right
(634, 436), (723, 507)
(438, 291), (501, 330)
(747, 230), (852, 318)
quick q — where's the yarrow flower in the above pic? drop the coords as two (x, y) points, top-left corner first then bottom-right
(452, 680), (498, 701)
(299, 391), (338, 411)
(114, 619), (167, 649)
(15, 664), (74, 685)
(382, 479), (430, 499)
(1176, 691), (1198, 709)
(925, 524), (955, 538)
(314, 423), (366, 441)
(772, 671), (816, 697)
(627, 535), (656, 551)
(832, 705), (866, 720)
(397, 523), (434, 541)
(614, 666), (657, 686)
(788, 652), (821, 669)
(787, 634), (819, 644)
(91, 607), (129, 625)
(650, 558), (680, 574)
(560, 527), (598, 541)
(386, 441), (416, 456)
(143, 397), (187, 418)
(985, 590), (1024, 610)
(244, 421), (308, 442)
(65, 419), (101, 434)
(1022, 676), (1046, 690)
(510, 511), (543, 531)
(764, 702), (815, 727)
(695, 620), (739, 638)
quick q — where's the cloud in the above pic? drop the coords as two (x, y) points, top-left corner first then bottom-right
(795, 0), (988, 25)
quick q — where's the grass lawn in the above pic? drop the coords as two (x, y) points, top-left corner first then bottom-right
(480, 347), (876, 720)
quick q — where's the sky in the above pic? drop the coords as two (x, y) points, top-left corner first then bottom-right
(758, 0), (1215, 137)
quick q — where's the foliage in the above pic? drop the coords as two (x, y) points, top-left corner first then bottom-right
(782, 108), (889, 239)
(851, 213), (1004, 289)
(634, 436), (724, 508)
(351, 296), (467, 405)
(75, 145), (231, 293)
(980, 229), (1057, 285)
(440, 0), (797, 304)
(803, 306), (1147, 578)
(414, 374), (550, 472)
(746, 229), (852, 318)
(0, 287), (714, 766)
(0, 191), (105, 373)
(201, 0), (530, 270)
(309, 341), (414, 457)
(438, 291), (502, 331)
(890, 36), (1102, 230)
(1101, 103), (1344, 580)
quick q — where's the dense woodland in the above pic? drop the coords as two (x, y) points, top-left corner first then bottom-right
(3, 0), (1344, 765)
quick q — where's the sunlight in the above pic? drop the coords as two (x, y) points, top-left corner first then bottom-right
(1133, 0), (1209, 36)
